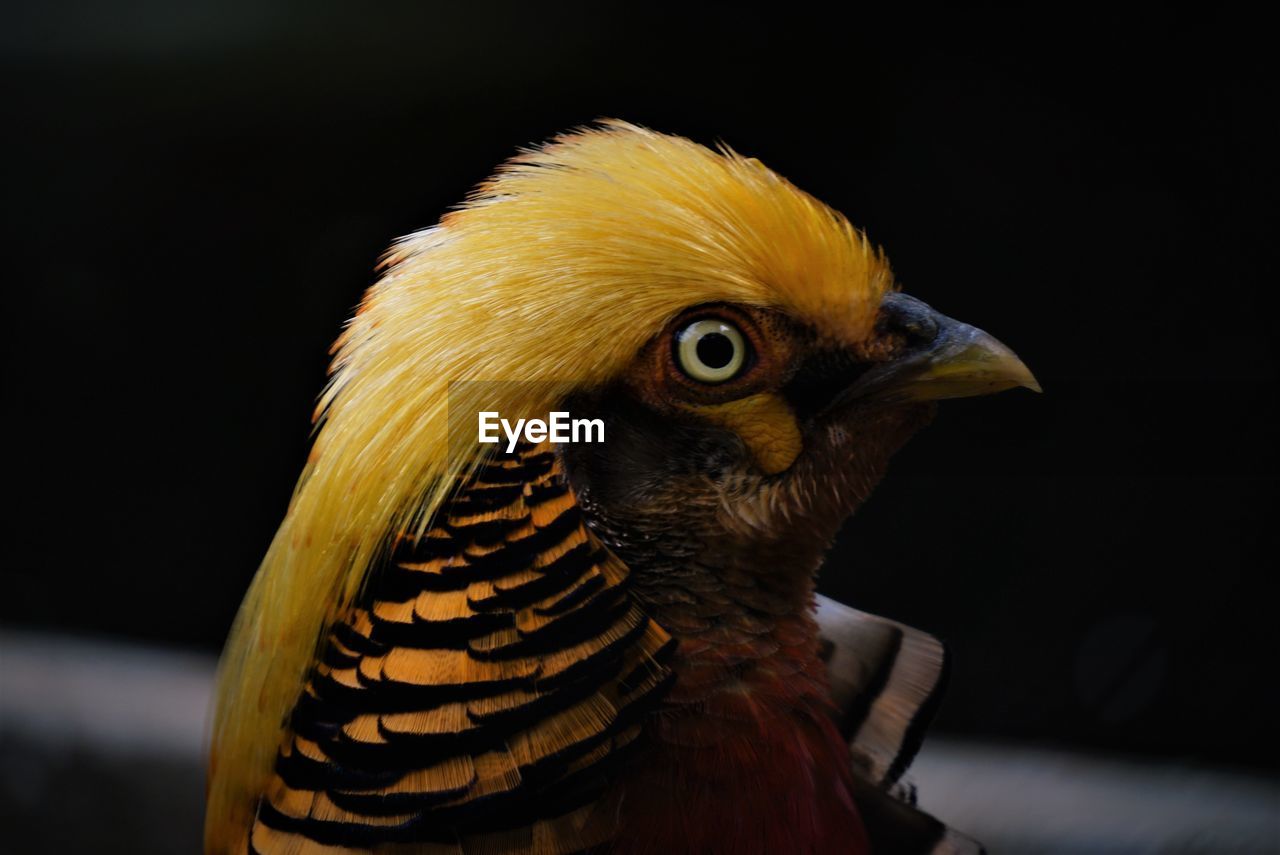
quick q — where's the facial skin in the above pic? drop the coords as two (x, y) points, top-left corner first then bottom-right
(560, 292), (982, 626)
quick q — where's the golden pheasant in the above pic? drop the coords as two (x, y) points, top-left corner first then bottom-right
(206, 121), (1038, 854)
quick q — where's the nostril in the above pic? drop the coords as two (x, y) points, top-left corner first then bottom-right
(895, 312), (938, 344)
(885, 312), (936, 345)
(877, 294), (940, 347)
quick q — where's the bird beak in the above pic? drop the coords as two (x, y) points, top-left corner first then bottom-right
(821, 293), (1040, 413)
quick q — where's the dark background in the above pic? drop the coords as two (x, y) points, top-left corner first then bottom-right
(4, 3), (1276, 772)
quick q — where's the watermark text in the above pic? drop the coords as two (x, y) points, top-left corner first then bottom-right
(478, 411), (604, 452)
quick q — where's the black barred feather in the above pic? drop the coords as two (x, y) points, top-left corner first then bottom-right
(247, 443), (673, 854)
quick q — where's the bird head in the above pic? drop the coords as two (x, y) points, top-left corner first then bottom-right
(208, 120), (1037, 846)
(560, 289), (1038, 609)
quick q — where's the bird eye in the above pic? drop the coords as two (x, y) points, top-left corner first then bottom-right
(675, 318), (749, 384)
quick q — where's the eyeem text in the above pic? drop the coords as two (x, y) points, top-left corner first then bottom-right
(478, 411), (604, 452)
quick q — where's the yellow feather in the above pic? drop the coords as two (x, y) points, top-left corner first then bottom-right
(689, 392), (805, 475)
(205, 119), (892, 852)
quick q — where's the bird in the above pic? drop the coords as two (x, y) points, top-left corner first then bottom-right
(206, 120), (1039, 855)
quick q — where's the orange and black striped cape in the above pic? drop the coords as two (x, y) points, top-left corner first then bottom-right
(247, 442), (674, 853)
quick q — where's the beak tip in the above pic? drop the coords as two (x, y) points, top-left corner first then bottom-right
(1011, 365), (1042, 394)
(978, 332), (1040, 396)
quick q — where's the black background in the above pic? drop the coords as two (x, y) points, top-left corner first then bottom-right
(4, 4), (1276, 771)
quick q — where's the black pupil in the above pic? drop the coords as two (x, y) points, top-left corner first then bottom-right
(696, 332), (736, 370)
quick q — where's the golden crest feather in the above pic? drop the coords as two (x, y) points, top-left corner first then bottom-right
(206, 119), (892, 851)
